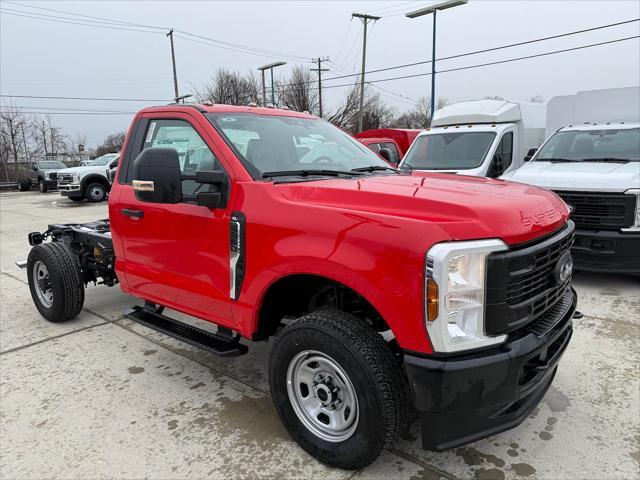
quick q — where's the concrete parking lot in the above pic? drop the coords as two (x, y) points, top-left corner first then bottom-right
(0, 190), (638, 480)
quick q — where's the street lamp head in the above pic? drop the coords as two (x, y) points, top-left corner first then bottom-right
(406, 0), (467, 18)
(258, 61), (287, 71)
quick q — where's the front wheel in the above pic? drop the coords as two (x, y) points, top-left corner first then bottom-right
(27, 242), (85, 322)
(39, 180), (48, 193)
(85, 182), (106, 202)
(269, 310), (408, 470)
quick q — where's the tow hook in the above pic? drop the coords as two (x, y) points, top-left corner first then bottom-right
(573, 310), (584, 319)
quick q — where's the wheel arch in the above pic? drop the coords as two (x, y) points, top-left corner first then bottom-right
(253, 272), (393, 341)
(81, 174), (111, 193)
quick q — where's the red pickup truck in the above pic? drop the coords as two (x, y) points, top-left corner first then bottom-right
(355, 128), (421, 164)
(22, 104), (576, 469)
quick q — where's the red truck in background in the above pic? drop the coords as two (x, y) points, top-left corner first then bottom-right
(355, 128), (421, 164)
(21, 104), (576, 470)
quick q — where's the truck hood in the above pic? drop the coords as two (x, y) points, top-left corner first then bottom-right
(502, 161), (640, 192)
(62, 165), (109, 175)
(276, 173), (569, 246)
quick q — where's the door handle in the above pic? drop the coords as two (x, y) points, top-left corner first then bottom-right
(121, 208), (144, 219)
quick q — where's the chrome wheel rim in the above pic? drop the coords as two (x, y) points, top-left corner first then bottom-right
(286, 350), (359, 442)
(32, 260), (53, 308)
(89, 186), (103, 200)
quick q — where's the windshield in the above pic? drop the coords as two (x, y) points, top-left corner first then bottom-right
(37, 161), (67, 169)
(535, 128), (640, 162)
(205, 113), (390, 178)
(401, 132), (496, 170)
(88, 154), (118, 166)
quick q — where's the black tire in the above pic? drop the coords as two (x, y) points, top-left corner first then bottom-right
(84, 182), (106, 202)
(27, 242), (85, 323)
(17, 179), (31, 191)
(269, 310), (408, 470)
(38, 179), (48, 193)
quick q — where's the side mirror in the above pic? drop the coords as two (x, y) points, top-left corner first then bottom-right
(524, 148), (537, 162)
(32, 164), (38, 172)
(487, 153), (504, 178)
(132, 147), (182, 204)
(379, 147), (393, 164)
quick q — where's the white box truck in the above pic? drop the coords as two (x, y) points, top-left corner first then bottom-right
(502, 86), (640, 274)
(399, 99), (546, 177)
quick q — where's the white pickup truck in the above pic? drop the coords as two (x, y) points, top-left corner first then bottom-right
(502, 87), (640, 274)
(57, 153), (119, 202)
(399, 99), (546, 177)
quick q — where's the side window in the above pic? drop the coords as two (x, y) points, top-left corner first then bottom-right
(142, 119), (225, 196)
(489, 132), (513, 176)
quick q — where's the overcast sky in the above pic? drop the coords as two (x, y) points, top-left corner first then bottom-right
(1, 0), (639, 147)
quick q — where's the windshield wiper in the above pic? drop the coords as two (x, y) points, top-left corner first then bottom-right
(581, 157), (631, 163)
(262, 169), (362, 179)
(351, 165), (398, 173)
(542, 158), (583, 163)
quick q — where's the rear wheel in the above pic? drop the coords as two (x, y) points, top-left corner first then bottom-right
(269, 310), (408, 470)
(85, 182), (106, 202)
(38, 179), (48, 193)
(17, 179), (31, 191)
(27, 242), (85, 322)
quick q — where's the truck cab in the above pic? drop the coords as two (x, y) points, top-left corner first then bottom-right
(22, 104), (576, 470)
(355, 128), (421, 164)
(399, 100), (545, 177)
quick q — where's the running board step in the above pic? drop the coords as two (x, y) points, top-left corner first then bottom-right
(124, 306), (248, 357)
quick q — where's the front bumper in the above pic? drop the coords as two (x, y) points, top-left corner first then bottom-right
(43, 179), (57, 188)
(58, 184), (81, 197)
(571, 229), (640, 274)
(404, 287), (576, 451)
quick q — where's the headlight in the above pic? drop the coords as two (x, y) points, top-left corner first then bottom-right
(72, 173), (80, 183)
(425, 239), (508, 353)
(622, 188), (640, 232)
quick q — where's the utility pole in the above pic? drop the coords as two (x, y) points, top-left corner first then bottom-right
(167, 29), (179, 102)
(311, 57), (330, 117)
(352, 13), (380, 133)
(260, 70), (267, 106)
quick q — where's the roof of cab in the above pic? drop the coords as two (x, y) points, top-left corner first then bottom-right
(558, 122), (639, 132)
(139, 103), (318, 119)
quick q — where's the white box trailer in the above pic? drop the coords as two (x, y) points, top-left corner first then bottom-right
(399, 99), (546, 177)
(545, 86), (640, 137)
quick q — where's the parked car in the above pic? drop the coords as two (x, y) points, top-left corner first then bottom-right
(355, 128), (420, 164)
(399, 100), (546, 177)
(502, 122), (640, 273)
(17, 160), (68, 193)
(57, 153), (119, 202)
(21, 104), (576, 469)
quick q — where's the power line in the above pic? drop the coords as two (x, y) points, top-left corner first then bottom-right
(278, 17), (640, 88)
(321, 35), (640, 90)
(0, 94), (170, 102)
(1, 105), (135, 113)
(0, 8), (163, 35)
(0, 111), (136, 115)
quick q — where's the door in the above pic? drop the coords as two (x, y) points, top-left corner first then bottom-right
(114, 114), (234, 328)
(486, 131), (514, 177)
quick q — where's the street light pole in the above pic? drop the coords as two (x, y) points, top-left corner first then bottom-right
(257, 61), (287, 106)
(406, 0), (467, 124)
(167, 28), (179, 102)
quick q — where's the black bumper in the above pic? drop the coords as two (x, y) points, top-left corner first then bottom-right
(43, 179), (57, 188)
(571, 229), (640, 274)
(404, 287), (576, 451)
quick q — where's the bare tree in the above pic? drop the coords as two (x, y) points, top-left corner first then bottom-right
(30, 116), (50, 157)
(390, 96), (449, 129)
(0, 104), (27, 163)
(328, 83), (394, 132)
(528, 94), (545, 103)
(195, 69), (260, 106)
(95, 132), (126, 157)
(276, 66), (319, 114)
